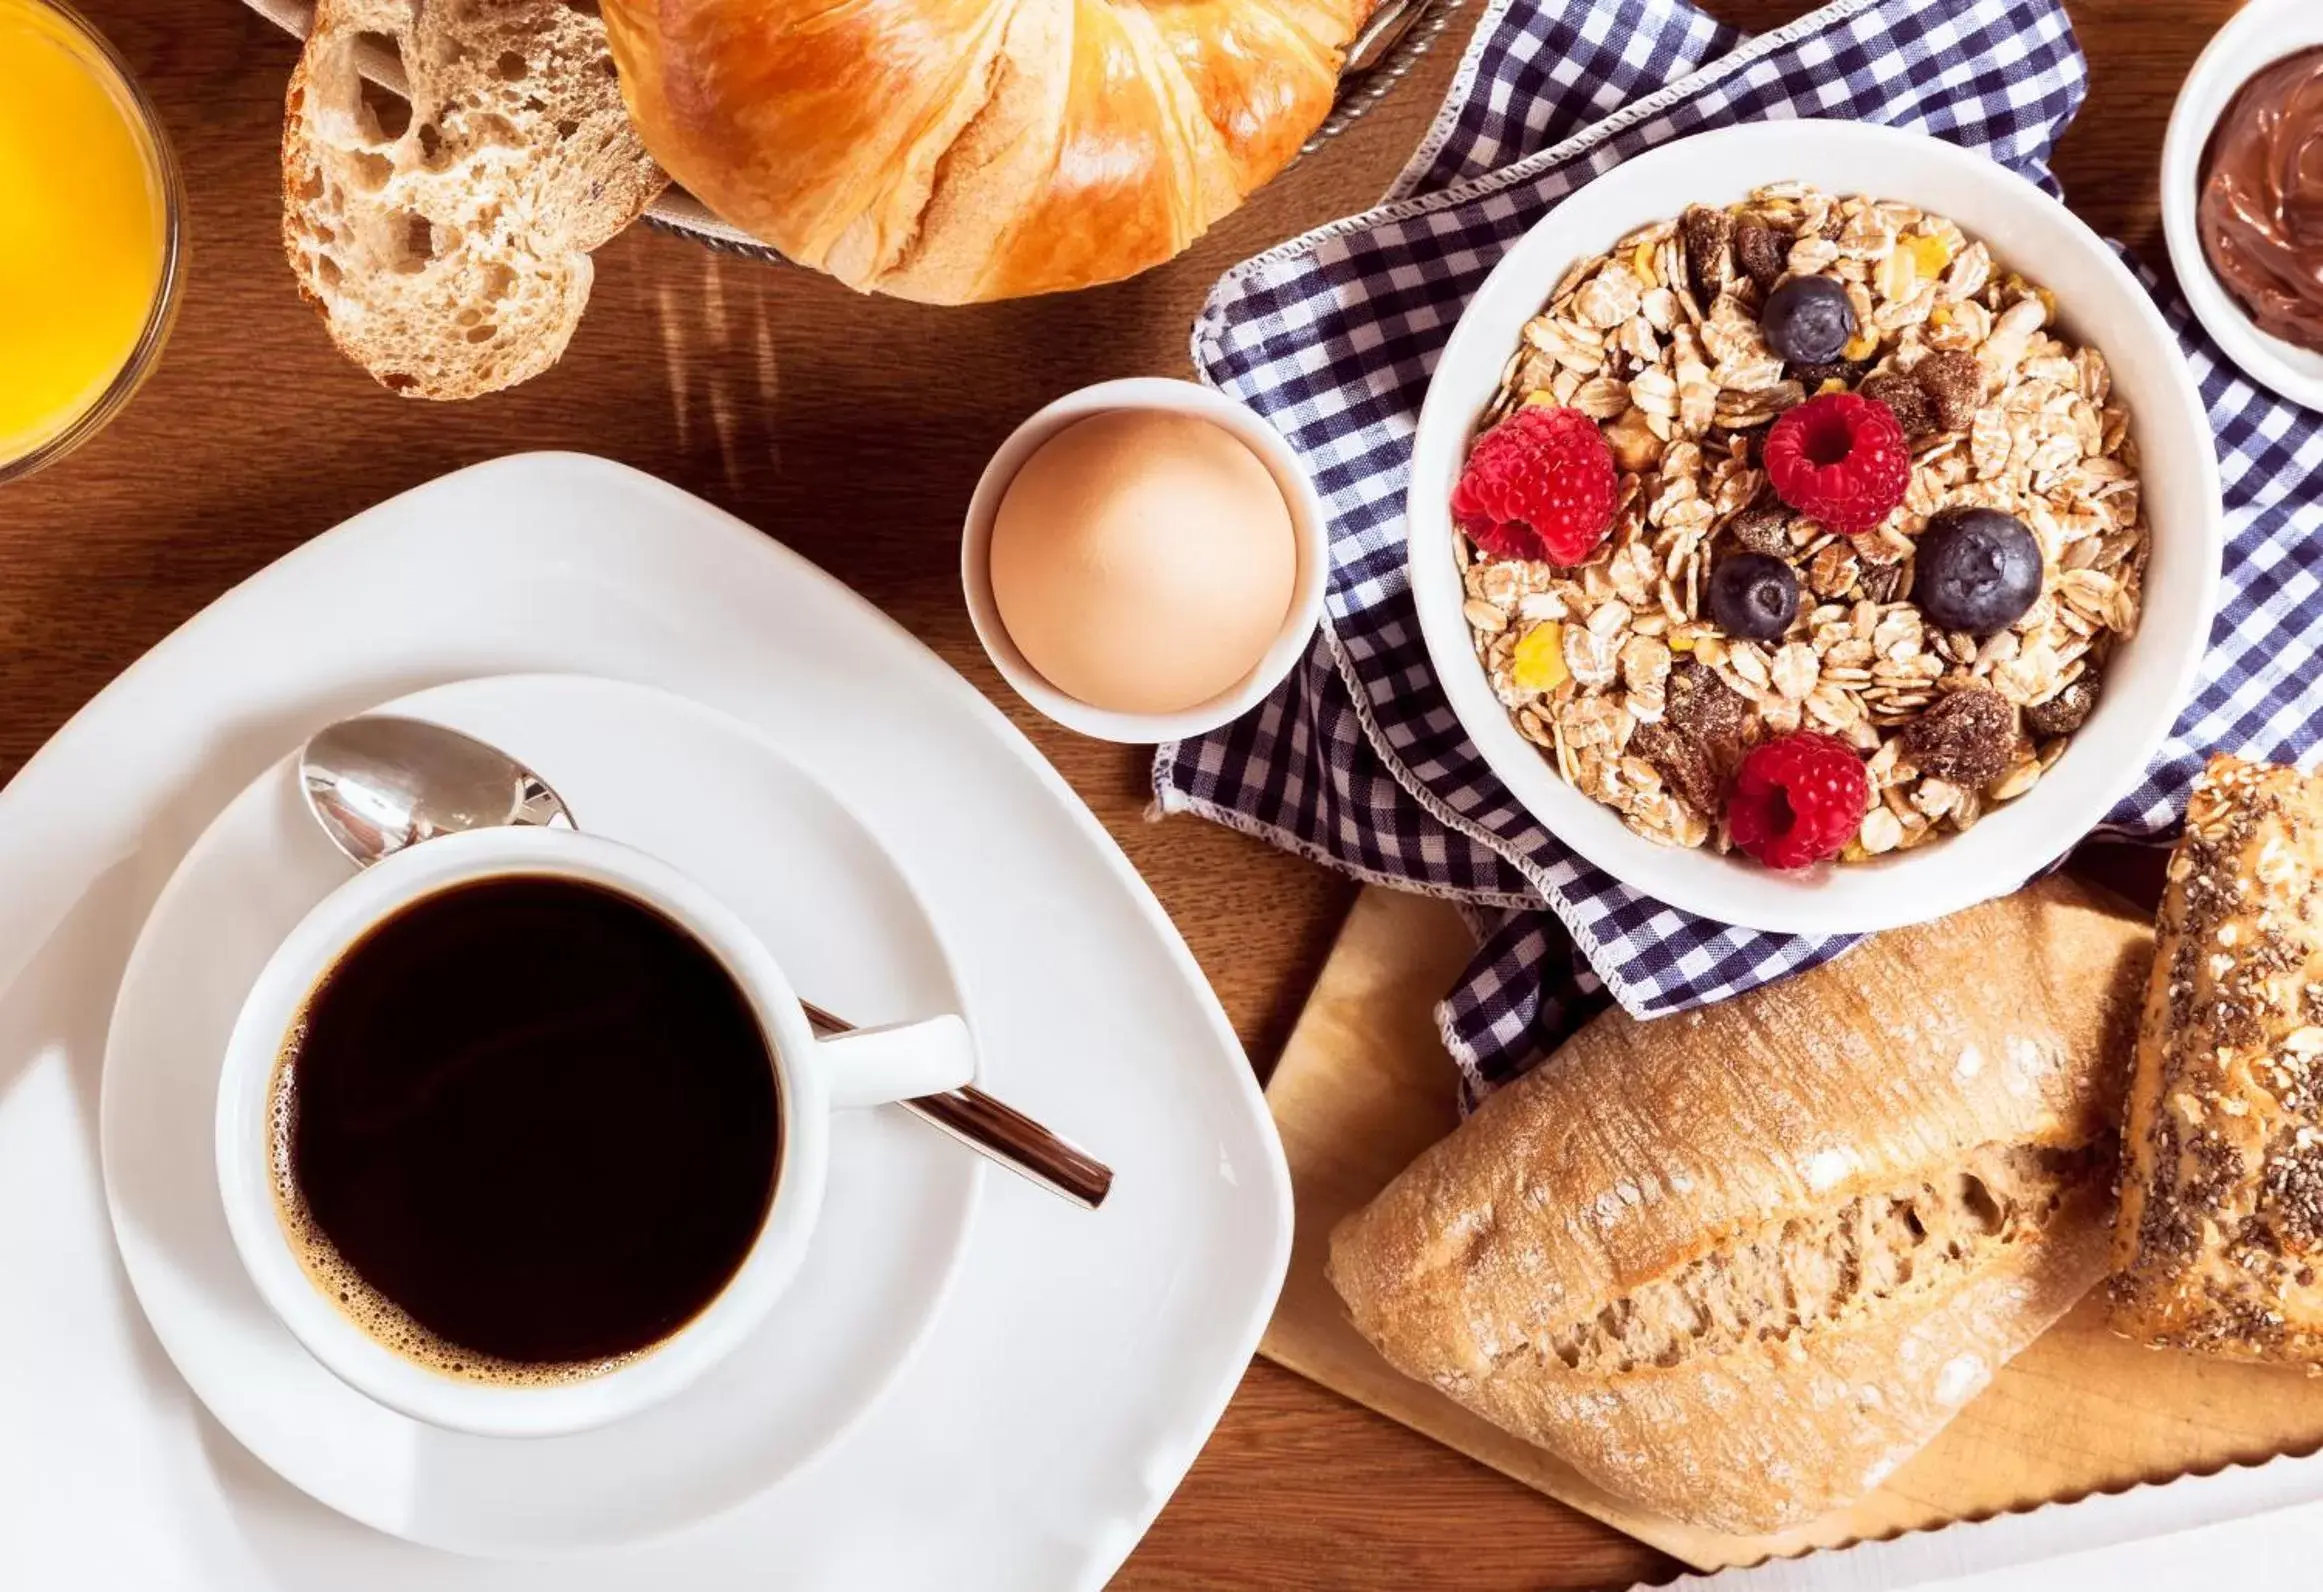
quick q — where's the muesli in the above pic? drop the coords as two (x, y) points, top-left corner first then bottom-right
(1454, 183), (2148, 869)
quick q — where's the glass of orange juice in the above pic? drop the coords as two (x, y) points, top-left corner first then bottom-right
(0, 0), (183, 483)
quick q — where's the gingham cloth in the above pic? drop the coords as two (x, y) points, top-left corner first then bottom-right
(1153, 0), (2323, 1098)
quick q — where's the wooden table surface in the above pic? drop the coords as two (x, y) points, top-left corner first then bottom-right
(12, 1), (2243, 1586)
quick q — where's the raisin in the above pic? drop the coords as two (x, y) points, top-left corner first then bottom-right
(1900, 686), (2018, 786)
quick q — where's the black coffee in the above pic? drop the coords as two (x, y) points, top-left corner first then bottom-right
(272, 875), (781, 1379)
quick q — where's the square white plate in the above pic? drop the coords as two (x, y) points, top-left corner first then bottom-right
(0, 451), (1290, 1590)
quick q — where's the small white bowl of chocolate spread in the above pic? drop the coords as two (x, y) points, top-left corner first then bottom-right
(2165, 0), (2323, 411)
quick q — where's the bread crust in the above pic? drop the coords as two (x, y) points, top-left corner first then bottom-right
(2109, 755), (2323, 1366)
(1328, 878), (2149, 1534)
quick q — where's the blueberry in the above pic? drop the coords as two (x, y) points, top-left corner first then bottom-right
(1707, 553), (1801, 642)
(1761, 276), (1858, 366)
(1915, 509), (2043, 636)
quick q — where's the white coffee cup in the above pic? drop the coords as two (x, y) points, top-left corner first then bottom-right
(213, 825), (977, 1439)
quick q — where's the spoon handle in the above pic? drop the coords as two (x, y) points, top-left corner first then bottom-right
(800, 1000), (1113, 1210)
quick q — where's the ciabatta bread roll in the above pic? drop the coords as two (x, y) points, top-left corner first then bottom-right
(2111, 756), (2323, 1366)
(1328, 878), (2149, 1535)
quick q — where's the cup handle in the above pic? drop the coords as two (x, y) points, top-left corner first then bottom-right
(810, 1013), (978, 1110)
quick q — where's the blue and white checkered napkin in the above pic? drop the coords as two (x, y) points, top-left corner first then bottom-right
(1154, 0), (2323, 1098)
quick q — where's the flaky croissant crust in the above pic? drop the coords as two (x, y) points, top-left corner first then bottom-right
(603, 0), (1371, 303)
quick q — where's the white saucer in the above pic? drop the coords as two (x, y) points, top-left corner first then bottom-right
(99, 673), (981, 1556)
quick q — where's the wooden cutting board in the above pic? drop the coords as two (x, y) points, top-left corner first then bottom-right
(1260, 886), (2323, 1573)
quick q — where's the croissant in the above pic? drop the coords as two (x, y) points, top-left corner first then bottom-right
(600, 0), (1373, 303)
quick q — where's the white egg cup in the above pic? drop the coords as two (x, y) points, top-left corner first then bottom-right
(960, 378), (1329, 745)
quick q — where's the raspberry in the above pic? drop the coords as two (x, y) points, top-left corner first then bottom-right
(1762, 393), (1912, 537)
(1451, 406), (1619, 565)
(1727, 731), (1870, 870)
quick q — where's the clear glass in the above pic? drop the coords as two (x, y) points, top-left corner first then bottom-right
(0, 0), (185, 485)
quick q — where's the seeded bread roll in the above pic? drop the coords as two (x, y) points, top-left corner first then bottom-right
(1327, 878), (2148, 1535)
(2110, 755), (2323, 1365)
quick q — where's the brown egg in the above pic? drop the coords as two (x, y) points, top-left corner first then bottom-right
(988, 410), (1297, 717)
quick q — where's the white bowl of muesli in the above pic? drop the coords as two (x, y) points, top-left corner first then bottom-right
(1409, 121), (2221, 935)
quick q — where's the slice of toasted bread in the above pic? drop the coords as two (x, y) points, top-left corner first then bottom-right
(282, 0), (664, 400)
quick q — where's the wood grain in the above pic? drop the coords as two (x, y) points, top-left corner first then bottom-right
(10, 2), (2247, 1588)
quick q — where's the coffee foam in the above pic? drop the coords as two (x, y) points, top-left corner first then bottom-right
(265, 1033), (644, 1389)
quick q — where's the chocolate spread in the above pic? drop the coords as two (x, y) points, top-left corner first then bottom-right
(2201, 47), (2323, 352)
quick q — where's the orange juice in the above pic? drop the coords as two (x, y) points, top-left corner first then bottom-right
(0, 0), (175, 473)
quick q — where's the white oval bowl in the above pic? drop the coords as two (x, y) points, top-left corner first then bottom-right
(2161, 0), (2323, 413)
(961, 377), (1328, 745)
(1409, 120), (2222, 937)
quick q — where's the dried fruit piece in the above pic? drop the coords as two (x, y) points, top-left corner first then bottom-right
(1734, 213), (1793, 295)
(1724, 505), (1795, 558)
(1636, 662), (1754, 818)
(1860, 370), (1937, 439)
(1912, 348), (1983, 432)
(1603, 406), (1663, 475)
(1907, 234), (1954, 277)
(1727, 731), (1870, 869)
(2025, 677), (2100, 736)
(1511, 621), (1569, 691)
(1632, 721), (1723, 817)
(1681, 205), (1733, 302)
(1859, 561), (1909, 604)
(1666, 661), (1751, 752)
(1452, 406), (1621, 564)
(1762, 393), (1913, 536)
(1787, 356), (1874, 391)
(1901, 686), (2018, 786)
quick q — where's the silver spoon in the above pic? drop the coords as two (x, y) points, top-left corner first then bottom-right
(298, 714), (1112, 1210)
